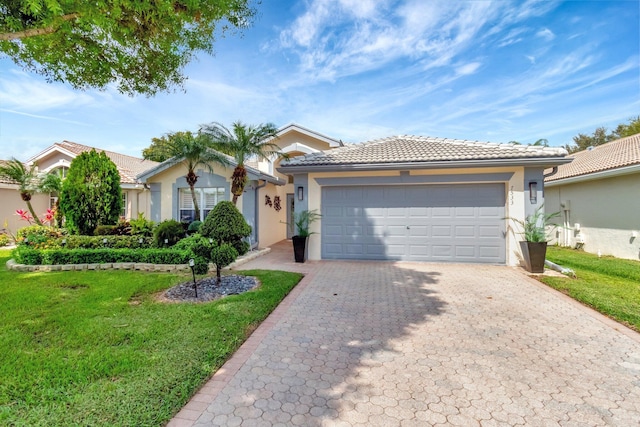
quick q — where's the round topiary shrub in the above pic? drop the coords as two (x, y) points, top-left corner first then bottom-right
(187, 220), (202, 235)
(200, 201), (251, 246)
(154, 219), (185, 247)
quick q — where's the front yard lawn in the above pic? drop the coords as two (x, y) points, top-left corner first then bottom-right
(0, 249), (302, 426)
(540, 246), (640, 332)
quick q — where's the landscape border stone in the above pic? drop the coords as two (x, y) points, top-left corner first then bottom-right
(4, 248), (271, 273)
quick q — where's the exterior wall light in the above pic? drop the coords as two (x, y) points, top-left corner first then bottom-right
(529, 181), (537, 204)
(297, 186), (304, 201)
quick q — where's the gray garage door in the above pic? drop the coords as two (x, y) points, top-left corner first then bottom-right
(321, 183), (506, 263)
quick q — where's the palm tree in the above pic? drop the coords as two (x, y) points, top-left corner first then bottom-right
(0, 158), (43, 225)
(38, 169), (64, 226)
(201, 121), (283, 205)
(156, 131), (229, 221)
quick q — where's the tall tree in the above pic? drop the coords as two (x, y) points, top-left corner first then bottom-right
(151, 131), (229, 221)
(59, 150), (121, 235)
(142, 131), (191, 162)
(0, 158), (42, 225)
(564, 116), (640, 154)
(0, 0), (256, 96)
(613, 116), (640, 139)
(201, 121), (283, 205)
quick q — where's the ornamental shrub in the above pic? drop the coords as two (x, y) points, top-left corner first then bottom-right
(16, 225), (66, 249)
(173, 235), (214, 274)
(200, 201), (251, 247)
(154, 219), (185, 247)
(210, 244), (238, 283)
(187, 220), (202, 234)
(0, 234), (10, 247)
(94, 225), (116, 235)
(59, 149), (121, 235)
(130, 213), (155, 237)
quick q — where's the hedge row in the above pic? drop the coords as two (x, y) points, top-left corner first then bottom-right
(12, 246), (192, 266)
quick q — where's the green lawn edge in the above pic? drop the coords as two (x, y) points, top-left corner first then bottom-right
(538, 246), (640, 332)
(0, 249), (303, 426)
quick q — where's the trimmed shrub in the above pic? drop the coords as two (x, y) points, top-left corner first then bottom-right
(210, 244), (239, 283)
(187, 220), (202, 234)
(232, 240), (250, 256)
(16, 225), (66, 249)
(59, 235), (154, 249)
(11, 246), (43, 265)
(154, 220), (185, 247)
(173, 235), (214, 275)
(59, 149), (121, 235)
(13, 248), (192, 265)
(200, 201), (251, 245)
(0, 234), (10, 247)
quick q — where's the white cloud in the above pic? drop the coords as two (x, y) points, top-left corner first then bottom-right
(456, 62), (481, 76)
(536, 28), (556, 41)
(0, 70), (94, 112)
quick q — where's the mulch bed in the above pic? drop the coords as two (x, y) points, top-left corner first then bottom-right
(162, 274), (260, 303)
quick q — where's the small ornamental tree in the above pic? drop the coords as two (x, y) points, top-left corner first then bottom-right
(59, 149), (121, 235)
(200, 201), (251, 283)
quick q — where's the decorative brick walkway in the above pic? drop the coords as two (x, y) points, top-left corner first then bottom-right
(169, 241), (640, 426)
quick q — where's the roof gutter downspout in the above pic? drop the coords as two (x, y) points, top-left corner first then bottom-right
(252, 179), (268, 250)
(543, 166), (558, 179)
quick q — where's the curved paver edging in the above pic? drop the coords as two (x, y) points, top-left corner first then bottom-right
(5, 248), (271, 273)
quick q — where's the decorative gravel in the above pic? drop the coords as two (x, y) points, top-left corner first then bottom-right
(163, 275), (260, 302)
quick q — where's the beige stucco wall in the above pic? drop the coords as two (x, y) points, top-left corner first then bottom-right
(122, 188), (151, 220)
(257, 183), (291, 248)
(0, 185), (51, 238)
(304, 167), (528, 266)
(546, 173), (640, 260)
(33, 151), (73, 172)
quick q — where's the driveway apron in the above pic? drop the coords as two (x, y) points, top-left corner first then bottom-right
(169, 247), (640, 426)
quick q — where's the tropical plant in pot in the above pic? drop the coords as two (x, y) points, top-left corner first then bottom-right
(290, 210), (320, 263)
(507, 205), (560, 273)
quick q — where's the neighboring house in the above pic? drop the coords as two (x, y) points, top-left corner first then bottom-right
(137, 124), (343, 249)
(545, 133), (640, 260)
(0, 160), (50, 237)
(28, 141), (159, 221)
(1, 141), (158, 237)
(278, 136), (570, 266)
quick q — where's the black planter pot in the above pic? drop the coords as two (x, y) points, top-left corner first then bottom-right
(292, 235), (308, 263)
(520, 241), (547, 273)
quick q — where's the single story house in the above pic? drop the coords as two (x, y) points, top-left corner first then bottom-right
(278, 136), (570, 266)
(545, 133), (640, 260)
(1, 141), (158, 236)
(136, 124), (343, 249)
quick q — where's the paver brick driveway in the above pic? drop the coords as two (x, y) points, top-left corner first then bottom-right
(171, 249), (640, 426)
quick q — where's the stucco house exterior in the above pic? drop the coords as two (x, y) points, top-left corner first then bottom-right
(278, 136), (570, 266)
(1, 141), (158, 237)
(1, 160), (50, 237)
(545, 133), (640, 260)
(136, 124), (343, 249)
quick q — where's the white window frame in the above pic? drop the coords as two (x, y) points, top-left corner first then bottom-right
(179, 187), (225, 222)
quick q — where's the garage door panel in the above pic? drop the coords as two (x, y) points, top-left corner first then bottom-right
(322, 183), (505, 263)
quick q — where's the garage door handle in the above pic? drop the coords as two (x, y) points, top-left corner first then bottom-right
(406, 226), (410, 229)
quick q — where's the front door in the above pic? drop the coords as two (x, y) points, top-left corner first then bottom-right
(286, 193), (295, 239)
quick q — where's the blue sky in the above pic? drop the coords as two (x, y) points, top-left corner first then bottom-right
(1, 0), (638, 161)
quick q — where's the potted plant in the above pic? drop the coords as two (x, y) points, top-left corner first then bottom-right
(291, 210), (320, 263)
(507, 205), (559, 273)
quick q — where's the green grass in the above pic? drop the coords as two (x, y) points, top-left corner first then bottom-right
(539, 246), (640, 332)
(0, 249), (302, 426)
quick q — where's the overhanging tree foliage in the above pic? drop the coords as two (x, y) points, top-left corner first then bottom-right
(0, 0), (256, 95)
(59, 150), (121, 235)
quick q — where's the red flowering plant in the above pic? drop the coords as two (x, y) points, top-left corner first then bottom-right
(15, 208), (65, 249)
